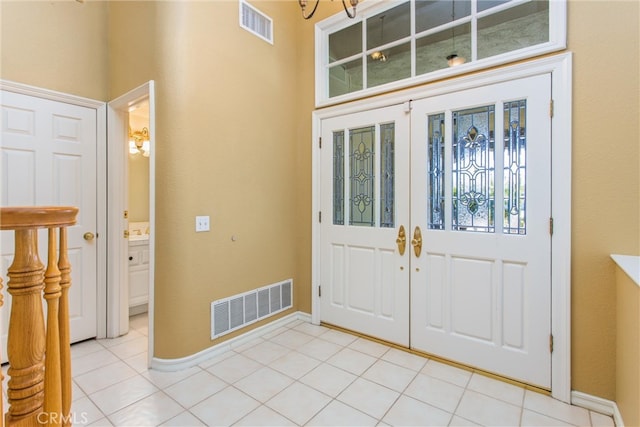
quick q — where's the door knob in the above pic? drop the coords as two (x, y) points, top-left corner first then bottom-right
(396, 225), (407, 256)
(83, 232), (95, 241)
(411, 226), (422, 258)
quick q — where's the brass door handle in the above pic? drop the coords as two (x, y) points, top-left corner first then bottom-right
(396, 225), (407, 256)
(83, 232), (95, 241)
(411, 226), (422, 258)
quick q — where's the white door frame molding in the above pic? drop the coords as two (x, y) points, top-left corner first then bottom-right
(0, 79), (108, 339)
(311, 53), (572, 402)
(107, 81), (156, 366)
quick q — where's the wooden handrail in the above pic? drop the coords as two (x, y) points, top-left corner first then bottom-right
(0, 207), (78, 230)
(1, 206), (78, 427)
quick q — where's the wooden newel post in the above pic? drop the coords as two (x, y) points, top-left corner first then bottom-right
(0, 207), (78, 427)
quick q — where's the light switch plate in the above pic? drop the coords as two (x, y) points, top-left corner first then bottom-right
(195, 215), (210, 232)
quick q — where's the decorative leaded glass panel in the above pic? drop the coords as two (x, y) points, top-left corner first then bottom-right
(380, 123), (395, 228)
(452, 105), (495, 232)
(503, 99), (527, 234)
(428, 114), (445, 230)
(350, 126), (375, 227)
(333, 131), (345, 225)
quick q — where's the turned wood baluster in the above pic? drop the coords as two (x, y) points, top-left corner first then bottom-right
(5, 228), (46, 426)
(43, 228), (62, 427)
(1, 276), (4, 426)
(57, 228), (72, 427)
(1, 206), (78, 426)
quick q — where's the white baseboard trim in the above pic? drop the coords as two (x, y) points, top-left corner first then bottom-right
(150, 311), (311, 372)
(571, 391), (624, 426)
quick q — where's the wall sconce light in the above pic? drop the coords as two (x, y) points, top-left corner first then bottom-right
(129, 127), (150, 157)
(299, 0), (358, 20)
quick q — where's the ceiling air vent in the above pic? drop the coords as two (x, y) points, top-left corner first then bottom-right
(239, 0), (273, 45)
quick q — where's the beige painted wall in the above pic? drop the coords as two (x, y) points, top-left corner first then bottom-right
(128, 153), (150, 223)
(1, 0), (638, 401)
(567, 0), (639, 399)
(0, 1), (108, 100)
(109, 1), (302, 358)
(615, 266), (640, 427)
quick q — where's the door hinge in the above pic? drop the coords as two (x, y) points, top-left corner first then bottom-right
(319, 137), (322, 149)
(318, 286), (321, 297)
(550, 99), (554, 118)
(319, 211), (322, 223)
(549, 334), (554, 353)
(124, 210), (129, 219)
(124, 230), (130, 239)
(549, 217), (554, 236)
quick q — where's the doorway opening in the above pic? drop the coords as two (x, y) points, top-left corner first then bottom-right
(107, 81), (156, 367)
(127, 100), (151, 318)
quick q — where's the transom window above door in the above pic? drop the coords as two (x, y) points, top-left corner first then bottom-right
(315, 0), (566, 106)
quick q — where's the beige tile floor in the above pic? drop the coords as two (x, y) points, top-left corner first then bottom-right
(42, 314), (618, 425)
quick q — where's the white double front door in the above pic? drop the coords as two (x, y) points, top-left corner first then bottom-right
(319, 74), (552, 388)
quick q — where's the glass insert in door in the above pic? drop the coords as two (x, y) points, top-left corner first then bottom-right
(452, 105), (496, 232)
(503, 99), (527, 234)
(333, 130), (345, 225)
(428, 113), (445, 230)
(332, 124), (395, 228)
(350, 126), (376, 226)
(380, 123), (395, 228)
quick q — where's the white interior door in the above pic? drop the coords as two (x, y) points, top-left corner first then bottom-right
(318, 74), (552, 387)
(410, 74), (552, 388)
(1, 90), (98, 351)
(319, 104), (410, 346)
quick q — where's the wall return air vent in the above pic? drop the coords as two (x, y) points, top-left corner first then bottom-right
(239, 0), (273, 44)
(211, 279), (292, 339)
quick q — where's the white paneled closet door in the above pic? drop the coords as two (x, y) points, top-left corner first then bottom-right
(1, 90), (98, 359)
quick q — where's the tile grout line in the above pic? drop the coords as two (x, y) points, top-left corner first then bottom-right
(69, 315), (609, 427)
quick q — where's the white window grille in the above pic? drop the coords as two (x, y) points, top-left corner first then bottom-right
(315, 0), (566, 107)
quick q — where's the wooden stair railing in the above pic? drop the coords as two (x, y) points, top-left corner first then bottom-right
(0, 206), (78, 427)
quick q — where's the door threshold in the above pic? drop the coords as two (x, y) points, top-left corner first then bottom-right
(320, 321), (551, 397)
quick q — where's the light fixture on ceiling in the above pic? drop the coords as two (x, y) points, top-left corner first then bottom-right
(129, 127), (150, 157)
(371, 51), (387, 62)
(447, 1), (466, 67)
(299, 0), (358, 20)
(370, 15), (388, 62)
(447, 53), (465, 67)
